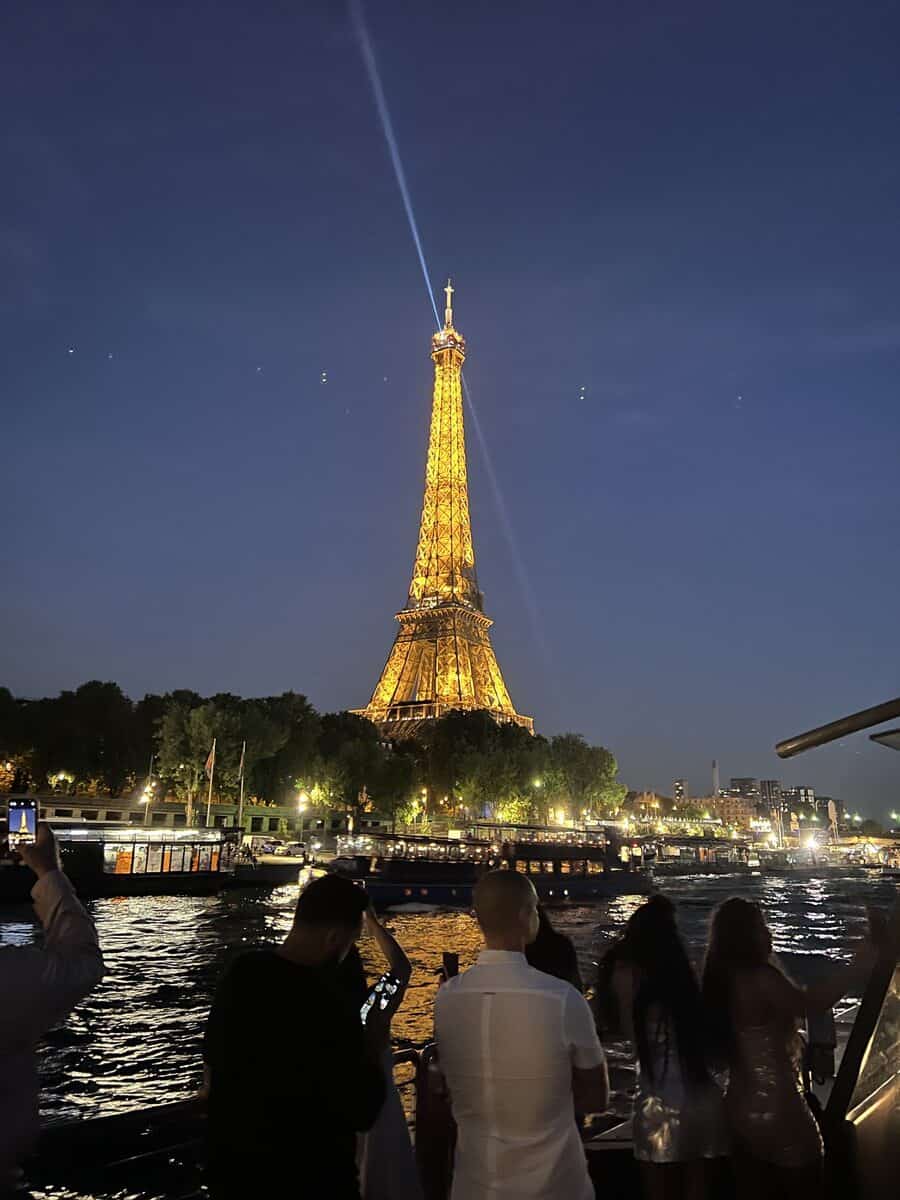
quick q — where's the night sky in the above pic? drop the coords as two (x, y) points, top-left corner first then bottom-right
(3, 2), (899, 814)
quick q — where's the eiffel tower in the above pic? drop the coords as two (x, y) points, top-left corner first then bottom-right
(355, 282), (533, 736)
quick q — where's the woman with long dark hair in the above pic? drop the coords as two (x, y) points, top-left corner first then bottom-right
(702, 897), (872, 1199)
(525, 905), (584, 990)
(596, 895), (727, 1200)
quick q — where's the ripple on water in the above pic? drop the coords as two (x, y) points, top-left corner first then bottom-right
(0, 871), (895, 1123)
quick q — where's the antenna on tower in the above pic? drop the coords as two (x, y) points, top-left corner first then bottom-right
(444, 278), (454, 329)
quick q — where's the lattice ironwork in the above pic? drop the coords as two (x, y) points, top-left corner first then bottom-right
(354, 282), (533, 735)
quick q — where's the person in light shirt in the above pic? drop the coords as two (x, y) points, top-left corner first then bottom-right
(434, 870), (608, 1200)
(0, 823), (104, 1191)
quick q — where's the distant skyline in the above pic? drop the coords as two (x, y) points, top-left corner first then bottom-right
(3, 2), (899, 815)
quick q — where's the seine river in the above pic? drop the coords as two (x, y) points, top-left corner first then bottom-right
(1, 870), (896, 1128)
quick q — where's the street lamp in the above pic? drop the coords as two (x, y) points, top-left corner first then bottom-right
(533, 778), (542, 789)
(141, 754), (156, 827)
(296, 790), (309, 835)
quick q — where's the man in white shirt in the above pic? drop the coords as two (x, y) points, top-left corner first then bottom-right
(0, 824), (104, 1189)
(434, 870), (608, 1200)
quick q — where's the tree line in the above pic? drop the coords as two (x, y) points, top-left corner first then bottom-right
(0, 682), (626, 825)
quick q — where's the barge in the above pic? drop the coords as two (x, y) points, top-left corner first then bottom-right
(0, 823), (238, 902)
(329, 824), (652, 909)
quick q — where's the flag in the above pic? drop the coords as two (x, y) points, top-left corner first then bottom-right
(237, 741), (246, 782)
(205, 739), (216, 780)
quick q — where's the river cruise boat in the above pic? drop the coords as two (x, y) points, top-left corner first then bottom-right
(330, 824), (652, 908)
(644, 835), (759, 877)
(0, 822), (239, 902)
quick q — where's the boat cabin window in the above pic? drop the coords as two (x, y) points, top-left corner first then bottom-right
(515, 861), (528, 873)
(847, 963), (900, 1116)
(82, 810), (98, 820)
(129, 812), (144, 823)
(173, 814), (187, 826)
(98, 838), (223, 875)
(105, 811), (122, 821)
(53, 808), (73, 818)
(103, 845), (133, 874)
(588, 860), (604, 874)
(151, 812), (167, 826)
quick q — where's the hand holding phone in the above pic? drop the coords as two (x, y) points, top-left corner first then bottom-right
(7, 799), (38, 848)
(17, 823), (61, 879)
(360, 972), (402, 1025)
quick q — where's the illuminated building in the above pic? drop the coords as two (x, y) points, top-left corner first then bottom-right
(782, 785), (816, 814)
(355, 282), (532, 735)
(759, 779), (782, 811)
(712, 793), (756, 828)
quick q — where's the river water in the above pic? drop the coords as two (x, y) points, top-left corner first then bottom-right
(1, 870), (896, 1127)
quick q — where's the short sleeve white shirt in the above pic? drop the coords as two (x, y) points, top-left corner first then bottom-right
(434, 950), (605, 1200)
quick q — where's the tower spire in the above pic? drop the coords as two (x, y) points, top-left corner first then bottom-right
(443, 278), (454, 329)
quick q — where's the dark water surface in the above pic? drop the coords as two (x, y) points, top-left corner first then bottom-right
(0, 870), (896, 1125)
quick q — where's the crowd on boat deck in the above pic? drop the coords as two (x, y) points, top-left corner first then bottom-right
(0, 824), (882, 1200)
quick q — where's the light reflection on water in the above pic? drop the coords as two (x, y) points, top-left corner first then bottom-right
(0, 871), (895, 1126)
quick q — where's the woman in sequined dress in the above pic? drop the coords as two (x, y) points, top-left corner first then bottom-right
(702, 897), (873, 1200)
(596, 895), (728, 1200)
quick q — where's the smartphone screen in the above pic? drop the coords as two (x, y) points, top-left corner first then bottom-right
(360, 972), (402, 1025)
(7, 799), (38, 848)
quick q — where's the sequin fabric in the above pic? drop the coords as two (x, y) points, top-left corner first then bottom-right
(725, 1024), (823, 1167)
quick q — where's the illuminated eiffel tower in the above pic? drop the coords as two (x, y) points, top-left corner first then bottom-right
(355, 282), (533, 736)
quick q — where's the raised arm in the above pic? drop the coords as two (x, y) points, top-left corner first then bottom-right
(0, 826), (103, 1051)
(365, 906), (412, 984)
(762, 943), (874, 1020)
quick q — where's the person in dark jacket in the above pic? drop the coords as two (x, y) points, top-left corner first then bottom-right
(204, 874), (386, 1200)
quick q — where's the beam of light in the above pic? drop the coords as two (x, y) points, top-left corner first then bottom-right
(349, 0), (440, 329)
(349, 0), (561, 716)
(461, 373), (564, 714)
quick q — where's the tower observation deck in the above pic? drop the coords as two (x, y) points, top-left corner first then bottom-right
(354, 282), (533, 735)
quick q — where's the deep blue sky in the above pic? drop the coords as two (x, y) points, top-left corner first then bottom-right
(3, 1), (899, 814)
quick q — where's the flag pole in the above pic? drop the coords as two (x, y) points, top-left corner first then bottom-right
(205, 738), (216, 827)
(237, 740), (246, 831)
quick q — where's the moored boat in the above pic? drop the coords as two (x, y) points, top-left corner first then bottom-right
(0, 823), (238, 902)
(645, 835), (757, 877)
(329, 824), (652, 908)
